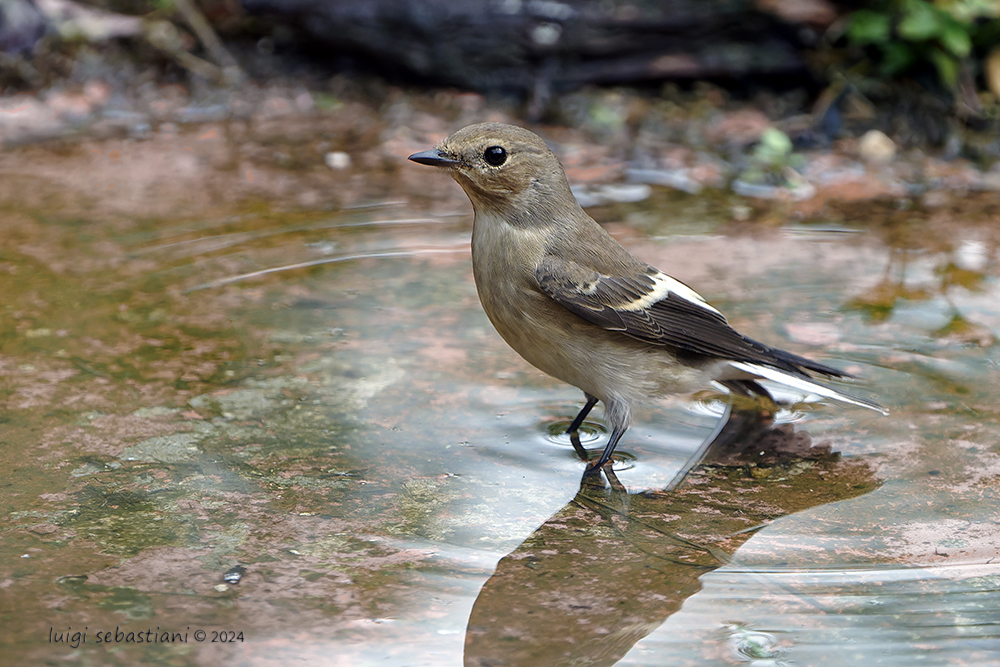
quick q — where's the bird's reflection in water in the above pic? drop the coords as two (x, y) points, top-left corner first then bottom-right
(464, 407), (880, 667)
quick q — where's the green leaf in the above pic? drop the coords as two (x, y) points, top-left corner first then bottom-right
(937, 0), (1000, 23)
(880, 41), (917, 75)
(899, 0), (945, 41)
(847, 10), (892, 44)
(929, 47), (959, 88)
(940, 21), (972, 57)
(756, 128), (793, 161)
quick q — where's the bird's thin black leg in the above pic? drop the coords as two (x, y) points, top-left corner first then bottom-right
(566, 394), (598, 435)
(569, 429), (589, 461)
(584, 422), (628, 474)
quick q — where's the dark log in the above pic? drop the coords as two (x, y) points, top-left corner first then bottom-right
(240, 0), (843, 92)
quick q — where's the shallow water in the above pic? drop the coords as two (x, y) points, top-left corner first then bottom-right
(1, 185), (999, 666)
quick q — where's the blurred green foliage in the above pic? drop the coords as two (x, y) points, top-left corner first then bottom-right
(846, 0), (1000, 89)
(739, 127), (810, 190)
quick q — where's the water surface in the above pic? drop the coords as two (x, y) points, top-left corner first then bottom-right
(1, 185), (999, 666)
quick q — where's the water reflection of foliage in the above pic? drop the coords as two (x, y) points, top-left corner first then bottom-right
(827, 199), (996, 346)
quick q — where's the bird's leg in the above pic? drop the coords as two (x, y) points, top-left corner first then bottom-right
(566, 393), (598, 435)
(602, 465), (627, 493)
(569, 429), (589, 461)
(584, 422), (628, 474)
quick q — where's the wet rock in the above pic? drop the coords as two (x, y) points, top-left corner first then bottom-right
(800, 152), (866, 186)
(732, 169), (816, 201)
(28, 523), (60, 535)
(570, 183), (651, 207)
(626, 168), (703, 195)
(626, 144), (731, 193)
(71, 460), (121, 477)
(120, 432), (203, 463)
(188, 387), (287, 421)
(793, 152), (907, 214)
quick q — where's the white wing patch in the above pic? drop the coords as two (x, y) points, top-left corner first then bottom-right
(729, 361), (888, 414)
(618, 271), (722, 316)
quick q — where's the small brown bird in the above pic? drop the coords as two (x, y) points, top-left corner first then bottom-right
(409, 123), (884, 473)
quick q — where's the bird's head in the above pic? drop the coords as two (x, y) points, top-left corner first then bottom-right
(408, 122), (576, 220)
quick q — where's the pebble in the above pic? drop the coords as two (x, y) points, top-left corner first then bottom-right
(324, 151), (351, 170)
(858, 130), (897, 163)
(223, 564), (246, 584)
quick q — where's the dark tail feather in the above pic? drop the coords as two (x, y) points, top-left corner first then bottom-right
(746, 336), (852, 379)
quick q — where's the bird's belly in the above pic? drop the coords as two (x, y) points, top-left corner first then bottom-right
(478, 285), (714, 406)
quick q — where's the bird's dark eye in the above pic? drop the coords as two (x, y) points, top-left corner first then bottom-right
(483, 146), (507, 166)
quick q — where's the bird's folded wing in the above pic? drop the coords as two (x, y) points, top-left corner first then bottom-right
(534, 254), (824, 374)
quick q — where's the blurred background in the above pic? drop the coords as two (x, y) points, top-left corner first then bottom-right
(3, 0), (1000, 207)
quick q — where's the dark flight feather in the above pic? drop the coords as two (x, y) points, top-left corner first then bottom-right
(534, 254), (848, 379)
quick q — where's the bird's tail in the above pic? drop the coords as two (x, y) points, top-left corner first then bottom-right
(728, 361), (887, 415)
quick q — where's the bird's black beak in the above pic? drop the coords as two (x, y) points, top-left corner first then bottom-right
(407, 149), (461, 167)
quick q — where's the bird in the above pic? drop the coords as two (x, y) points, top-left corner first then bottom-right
(408, 122), (885, 474)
